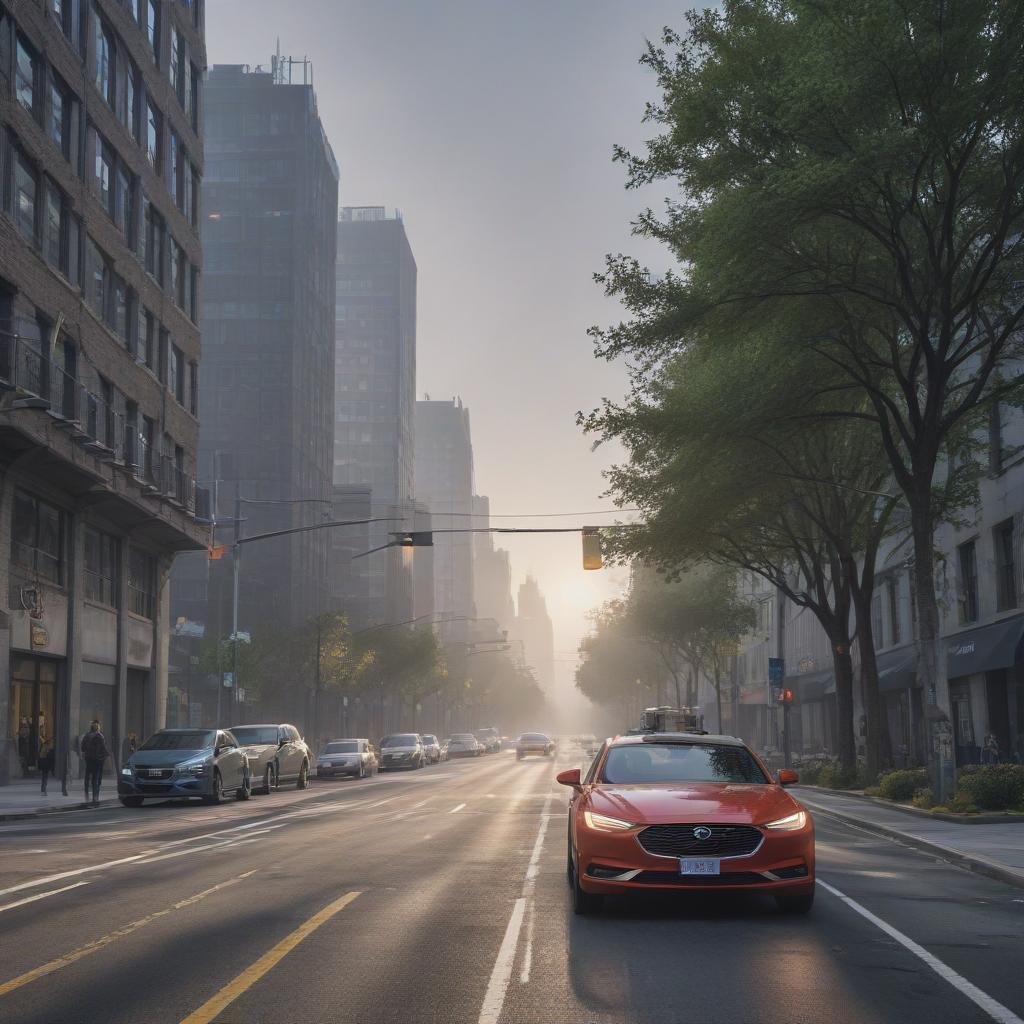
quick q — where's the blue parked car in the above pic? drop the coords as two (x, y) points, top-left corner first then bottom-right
(118, 728), (251, 806)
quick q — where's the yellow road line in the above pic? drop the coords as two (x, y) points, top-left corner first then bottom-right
(179, 890), (361, 1024)
(0, 870), (257, 998)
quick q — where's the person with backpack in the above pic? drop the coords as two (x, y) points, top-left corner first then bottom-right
(80, 720), (110, 807)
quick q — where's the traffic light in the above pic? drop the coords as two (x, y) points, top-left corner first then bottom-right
(582, 527), (603, 570)
(778, 687), (795, 706)
(393, 531), (433, 547)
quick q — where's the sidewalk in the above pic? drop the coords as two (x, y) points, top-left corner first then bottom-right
(795, 786), (1024, 889)
(0, 778), (119, 820)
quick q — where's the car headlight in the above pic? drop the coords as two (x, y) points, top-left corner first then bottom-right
(120, 766), (133, 776)
(583, 811), (638, 831)
(176, 760), (207, 777)
(764, 811), (806, 831)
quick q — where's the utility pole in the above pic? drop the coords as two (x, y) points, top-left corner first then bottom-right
(230, 485), (242, 720)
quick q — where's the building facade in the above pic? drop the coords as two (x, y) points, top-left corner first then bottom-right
(512, 575), (554, 697)
(472, 494), (515, 632)
(414, 398), (475, 638)
(174, 61), (338, 656)
(0, 0), (208, 782)
(333, 206), (416, 627)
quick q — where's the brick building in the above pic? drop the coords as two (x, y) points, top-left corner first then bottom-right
(0, 0), (208, 784)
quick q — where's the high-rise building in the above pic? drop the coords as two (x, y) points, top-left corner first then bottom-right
(333, 207), (417, 626)
(415, 398), (475, 638)
(472, 495), (515, 631)
(513, 576), (555, 696)
(0, 1), (208, 782)
(176, 62), (338, 649)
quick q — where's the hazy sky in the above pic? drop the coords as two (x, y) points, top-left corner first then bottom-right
(205, 0), (684, 705)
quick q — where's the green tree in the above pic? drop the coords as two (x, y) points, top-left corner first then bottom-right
(593, 2), (1024, 792)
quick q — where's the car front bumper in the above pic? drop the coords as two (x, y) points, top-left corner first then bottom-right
(118, 776), (212, 799)
(575, 822), (815, 895)
(316, 765), (361, 777)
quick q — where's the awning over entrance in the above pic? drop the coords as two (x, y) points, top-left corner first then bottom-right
(787, 669), (834, 701)
(945, 615), (1024, 679)
(876, 646), (917, 693)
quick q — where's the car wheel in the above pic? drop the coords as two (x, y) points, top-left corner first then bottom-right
(775, 889), (814, 914)
(569, 846), (602, 915)
(203, 770), (224, 805)
(296, 761), (309, 789)
(120, 796), (144, 808)
(261, 763), (275, 795)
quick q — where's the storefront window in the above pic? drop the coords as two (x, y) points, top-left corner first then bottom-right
(11, 491), (64, 584)
(9, 657), (57, 774)
(127, 546), (156, 618)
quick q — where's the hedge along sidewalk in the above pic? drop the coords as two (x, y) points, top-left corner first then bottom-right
(794, 786), (1024, 890)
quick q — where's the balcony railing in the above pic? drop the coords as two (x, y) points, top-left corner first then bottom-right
(0, 327), (201, 517)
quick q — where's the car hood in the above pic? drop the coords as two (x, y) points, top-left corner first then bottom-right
(129, 748), (211, 767)
(588, 783), (801, 826)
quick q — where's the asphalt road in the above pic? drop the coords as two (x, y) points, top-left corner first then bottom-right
(0, 750), (1022, 1024)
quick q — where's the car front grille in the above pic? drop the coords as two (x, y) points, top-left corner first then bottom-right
(631, 870), (768, 886)
(637, 823), (762, 859)
(136, 783), (174, 793)
(134, 767), (173, 780)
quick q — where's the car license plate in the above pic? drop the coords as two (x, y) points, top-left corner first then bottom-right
(146, 769), (163, 777)
(680, 858), (720, 875)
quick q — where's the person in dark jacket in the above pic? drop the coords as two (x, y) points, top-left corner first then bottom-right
(80, 720), (110, 807)
(37, 717), (55, 796)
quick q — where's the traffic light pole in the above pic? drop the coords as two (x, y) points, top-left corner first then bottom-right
(783, 702), (791, 768)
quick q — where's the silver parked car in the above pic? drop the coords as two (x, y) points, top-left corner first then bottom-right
(229, 723), (312, 794)
(379, 733), (426, 770)
(316, 738), (378, 779)
(447, 733), (484, 758)
(118, 729), (251, 806)
(421, 734), (442, 764)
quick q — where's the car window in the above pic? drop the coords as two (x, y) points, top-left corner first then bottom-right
(140, 730), (215, 751)
(381, 734), (418, 747)
(289, 726), (302, 742)
(230, 726), (278, 745)
(522, 733), (549, 742)
(323, 741), (359, 753)
(600, 743), (769, 785)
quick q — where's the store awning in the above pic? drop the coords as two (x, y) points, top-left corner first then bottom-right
(787, 669), (835, 701)
(945, 615), (1024, 679)
(876, 646), (917, 693)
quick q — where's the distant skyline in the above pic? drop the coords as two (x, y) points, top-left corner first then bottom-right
(205, 1), (684, 712)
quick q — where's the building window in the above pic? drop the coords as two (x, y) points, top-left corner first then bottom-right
(157, 329), (169, 384)
(43, 180), (62, 269)
(125, 61), (138, 140)
(188, 62), (200, 133)
(12, 491), (64, 585)
(94, 17), (115, 107)
(170, 241), (186, 307)
(168, 130), (179, 204)
(127, 546), (156, 618)
(995, 518), (1017, 611)
(958, 539), (979, 624)
(188, 360), (198, 415)
(95, 137), (114, 218)
(169, 342), (184, 403)
(144, 0), (160, 61)
(86, 236), (109, 320)
(112, 277), (128, 341)
(170, 26), (186, 104)
(140, 308), (155, 369)
(145, 203), (165, 283)
(16, 36), (39, 119)
(14, 153), (37, 245)
(887, 576), (901, 646)
(84, 527), (118, 606)
(49, 73), (76, 162)
(146, 99), (162, 171)
(115, 165), (134, 242)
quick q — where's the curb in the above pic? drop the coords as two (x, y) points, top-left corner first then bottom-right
(799, 796), (1024, 891)
(0, 797), (120, 822)
(798, 785), (1024, 825)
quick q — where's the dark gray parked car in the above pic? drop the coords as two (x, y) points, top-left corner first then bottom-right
(118, 729), (251, 806)
(379, 733), (426, 770)
(316, 739), (378, 779)
(229, 723), (312, 794)
(421, 734), (442, 764)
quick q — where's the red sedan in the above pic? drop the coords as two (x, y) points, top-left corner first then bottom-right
(557, 732), (814, 915)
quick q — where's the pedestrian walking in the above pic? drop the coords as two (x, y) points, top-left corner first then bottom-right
(80, 720), (110, 807)
(121, 731), (138, 765)
(37, 722), (55, 796)
(17, 717), (30, 777)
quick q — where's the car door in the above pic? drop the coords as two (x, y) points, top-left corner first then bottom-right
(277, 726), (295, 780)
(218, 731), (243, 789)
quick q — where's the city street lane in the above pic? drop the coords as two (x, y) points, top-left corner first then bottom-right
(0, 752), (1022, 1024)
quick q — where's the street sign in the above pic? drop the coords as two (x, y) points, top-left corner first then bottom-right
(222, 672), (234, 688)
(768, 658), (784, 684)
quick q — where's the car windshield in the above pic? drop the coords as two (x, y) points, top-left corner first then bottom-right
(139, 731), (215, 751)
(600, 743), (769, 785)
(322, 742), (359, 753)
(422, 736), (437, 744)
(451, 735), (474, 743)
(521, 734), (549, 742)
(382, 735), (418, 747)
(230, 727), (279, 745)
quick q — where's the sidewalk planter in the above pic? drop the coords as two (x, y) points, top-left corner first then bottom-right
(875, 769), (928, 802)
(956, 764), (1024, 811)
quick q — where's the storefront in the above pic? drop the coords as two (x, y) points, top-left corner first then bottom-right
(7, 655), (62, 778)
(875, 646), (922, 768)
(788, 670), (836, 755)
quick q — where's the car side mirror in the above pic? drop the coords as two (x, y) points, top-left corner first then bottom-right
(778, 768), (799, 786)
(556, 767), (582, 790)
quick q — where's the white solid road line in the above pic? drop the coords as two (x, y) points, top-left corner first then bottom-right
(449, 803), (467, 814)
(818, 879), (1024, 1024)
(478, 897), (527, 1024)
(0, 880), (91, 915)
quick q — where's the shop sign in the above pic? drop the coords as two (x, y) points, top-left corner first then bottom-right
(30, 623), (49, 650)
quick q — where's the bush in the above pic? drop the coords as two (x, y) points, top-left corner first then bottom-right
(956, 764), (1024, 811)
(876, 769), (929, 802)
(911, 787), (933, 809)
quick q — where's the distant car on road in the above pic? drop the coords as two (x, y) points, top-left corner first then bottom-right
(316, 738), (378, 779)
(379, 733), (426, 770)
(421, 734), (442, 764)
(119, 729), (251, 806)
(474, 727), (501, 754)
(516, 732), (556, 760)
(229, 723), (311, 793)
(447, 733), (484, 758)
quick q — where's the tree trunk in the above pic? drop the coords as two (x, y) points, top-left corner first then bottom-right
(910, 503), (954, 800)
(850, 586), (882, 784)
(686, 666), (696, 707)
(832, 644), (857, 775)
(714, 671), (723, 734)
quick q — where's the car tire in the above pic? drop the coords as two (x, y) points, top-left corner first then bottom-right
(569, 845), (602, 915)
(775, 889), (814, 914)
(203, 770), (224, 805)
(235, 772), (251, 801)
(120, 796), (144, 807)
(296, 761), (309, 789)
(261, 764), (275, 795)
